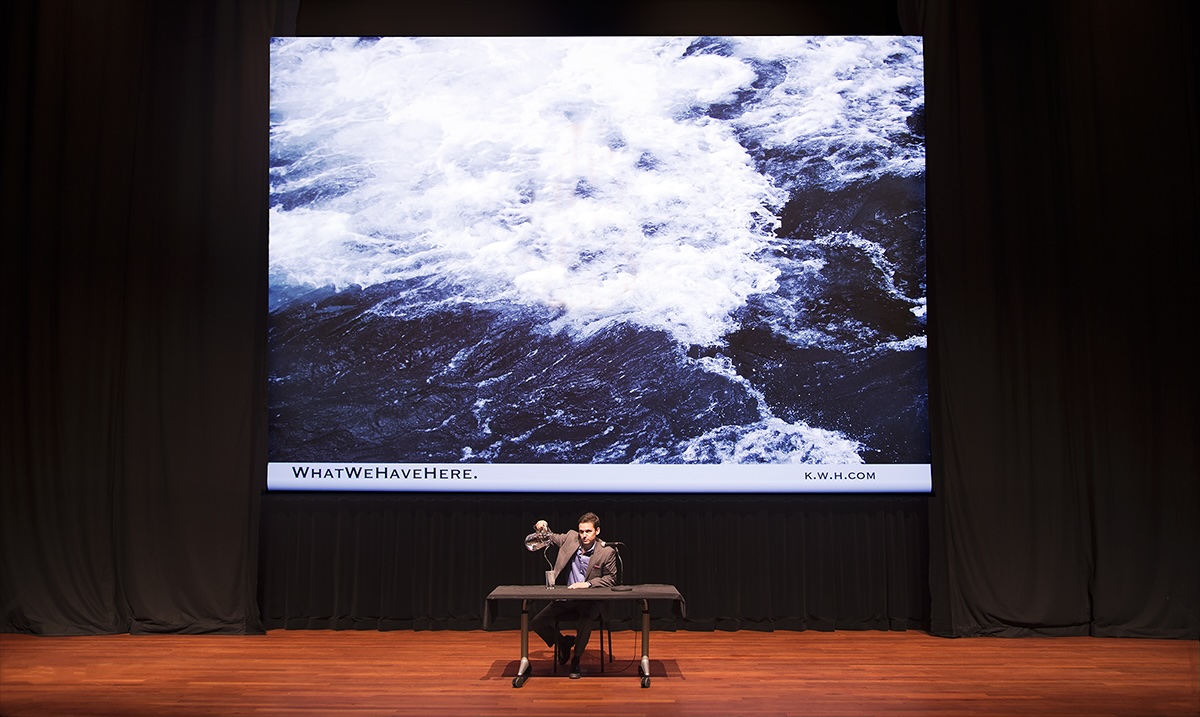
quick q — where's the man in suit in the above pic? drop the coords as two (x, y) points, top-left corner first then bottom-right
(528, 512), (618, 678)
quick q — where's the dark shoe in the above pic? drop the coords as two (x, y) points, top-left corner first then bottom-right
(569, 661), (582, 679)
(556, 635), (575, 665)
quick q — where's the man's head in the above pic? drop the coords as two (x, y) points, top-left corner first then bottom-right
(577, 512), (600, 549)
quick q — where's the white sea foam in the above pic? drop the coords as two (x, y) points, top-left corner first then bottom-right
(274, 37), (926, 350)
(877, 335), (927, 351)
(733, 36), (925, 188)
(676, 417), (865, 464)
(676, 353), (865, 463)
(271, 37), (787, 346)
(270, 36), (921, 347)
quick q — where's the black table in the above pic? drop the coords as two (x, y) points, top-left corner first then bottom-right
(483, 584), (686, 688)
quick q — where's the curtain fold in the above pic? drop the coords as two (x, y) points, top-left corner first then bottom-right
(2, 0), (299, 635)
(919, 0), (1199, 637)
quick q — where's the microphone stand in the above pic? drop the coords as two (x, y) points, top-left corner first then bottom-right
(608, 542), (632, 591)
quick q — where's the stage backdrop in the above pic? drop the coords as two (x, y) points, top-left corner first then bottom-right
(3, 0), (1197, 639)
(265, 34), (932, 495)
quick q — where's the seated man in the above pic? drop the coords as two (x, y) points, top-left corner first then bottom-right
(527, 512), (618, 678)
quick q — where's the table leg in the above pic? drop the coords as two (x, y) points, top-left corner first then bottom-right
(513, 599), (532, 688)
(638, 598), (651, 688)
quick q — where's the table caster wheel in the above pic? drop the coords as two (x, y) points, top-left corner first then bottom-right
(641, 675), (651, 688)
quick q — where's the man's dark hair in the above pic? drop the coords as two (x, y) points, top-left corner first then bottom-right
(578, 512), (600, 528)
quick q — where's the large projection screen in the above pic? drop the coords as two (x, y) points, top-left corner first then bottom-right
(267, 36), (929, 493)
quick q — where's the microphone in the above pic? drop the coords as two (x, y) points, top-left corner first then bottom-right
(601, 540), (633, 591)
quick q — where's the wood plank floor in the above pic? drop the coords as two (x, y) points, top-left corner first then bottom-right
(1, 630), (1196, 716)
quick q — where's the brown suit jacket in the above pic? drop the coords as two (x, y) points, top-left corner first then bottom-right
(546, 530), (619, 588)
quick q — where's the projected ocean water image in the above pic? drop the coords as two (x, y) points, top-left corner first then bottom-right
(268, 36), (928, 470)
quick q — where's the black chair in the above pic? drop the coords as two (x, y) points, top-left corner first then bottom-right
(552, 606), (614, 673)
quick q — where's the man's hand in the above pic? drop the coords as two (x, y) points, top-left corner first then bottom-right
(568, 581), (590, 589)
(534, 520), (549, 532)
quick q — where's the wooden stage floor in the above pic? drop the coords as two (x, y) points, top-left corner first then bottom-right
(1, 629), (1196, 716)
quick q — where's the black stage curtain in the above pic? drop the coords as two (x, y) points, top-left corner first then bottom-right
(1, 0), (297, 634)
(259, 493), (930, 632)
(919, 0), (1199, 638)
(3, 0), (1197, 638)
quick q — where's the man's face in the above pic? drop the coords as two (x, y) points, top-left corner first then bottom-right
(578, 521), (598, 549)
